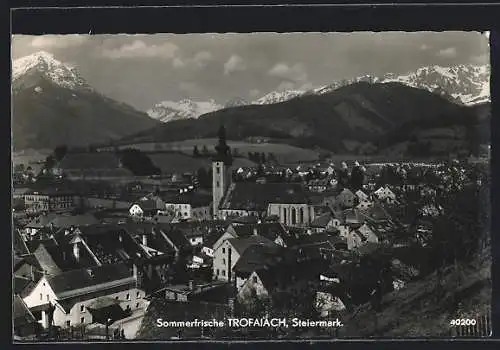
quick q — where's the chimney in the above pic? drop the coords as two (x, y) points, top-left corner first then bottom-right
(188, 279), (195, 291)
(142, 234), (148, 246)
(73, 243), (80, 262)
(133, 264), (138, 280)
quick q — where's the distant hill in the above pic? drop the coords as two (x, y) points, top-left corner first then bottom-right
(121, 82), (486, 156)
(11, 51), (160, 151)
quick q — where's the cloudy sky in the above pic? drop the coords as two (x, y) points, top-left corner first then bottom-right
(12, 32), (489, 111)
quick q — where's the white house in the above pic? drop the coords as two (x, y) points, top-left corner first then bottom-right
(212, 234), (275, 282)
(355, 190), (369, 202)
(22, 263), (146, 329)
(374, 186), (397, 204)
(316, 290), (347, 317)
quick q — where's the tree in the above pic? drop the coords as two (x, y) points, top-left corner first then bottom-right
(201, 145), (210, 157)
(118, 149), (161, 176)
(233, 148), (240, 157)
(260, 152), (267, 164)
(193, 145), (200, 157)
(54, 145), (68, 162)
(14, 163), (25, 173)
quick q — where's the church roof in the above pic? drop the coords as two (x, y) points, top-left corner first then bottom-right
(219, 182), (309, 211)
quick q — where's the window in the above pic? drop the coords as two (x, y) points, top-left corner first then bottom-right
(126, 293), (130, 300)
(253, 276), (258, 283)
(216, 269), (220, 276)
(283, 208), (287, 223)
(80, 305), (85, 313)
(66, 320), (71, 328)
(222, 258), (226, 264)
(136, 303), (140, 309)
(222, 270), (226, 276)
(115, 296), (119, 300)
(80, 317), (85, 324)
(222, 248), (225, 254)
(299, 208), (304, 224)
(46, 294), (49, 301)
(216, 181), (220, 188)
(136, 292), (141, 298)
(40, 293), (43, 301)
(216, 167), (220, 174)
(291, 208), (297, 225)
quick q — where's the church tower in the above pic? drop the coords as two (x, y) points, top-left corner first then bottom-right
(212, 125), (233, 218)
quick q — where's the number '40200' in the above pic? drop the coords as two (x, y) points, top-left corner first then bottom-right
(450, 319), (477, 326)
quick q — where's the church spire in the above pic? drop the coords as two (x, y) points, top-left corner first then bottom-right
(214, 124), (232, 165)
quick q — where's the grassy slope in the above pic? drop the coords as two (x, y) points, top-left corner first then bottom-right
(341, 249), (492, 338)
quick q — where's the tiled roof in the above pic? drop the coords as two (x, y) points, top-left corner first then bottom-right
(226, 235), (276, 255)
(13, 229), (30, 256)
(310, 212), (332, 228)
(13, 295), (36, 327)
(14, 276), (36, 297)
(46, 263), (133, 298)
(233, 244), (286, 274)
(219, 182), (309, 211)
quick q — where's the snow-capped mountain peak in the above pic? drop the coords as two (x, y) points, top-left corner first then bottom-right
(252, 90), (305, 105)
(12, 51), (91, 91)
(147, 98), (223, 123)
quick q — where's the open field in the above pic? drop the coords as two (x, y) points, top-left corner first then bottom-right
(113, 139), (322, 163)
(147, 152), (255, 174)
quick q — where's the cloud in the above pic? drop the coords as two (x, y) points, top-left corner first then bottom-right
(102, 40), (179, 59)
(173, 50), (213, 69)
(420, 44), (430, 50)
(224, 55), (246, 75)
(30, 35), (89, 49)
(172, 57), (186, 68)
(437, 47), (458, 59)
(192, 51), (213, 68)
(179, 82), (199, 94)
(268, 62), (308, 82)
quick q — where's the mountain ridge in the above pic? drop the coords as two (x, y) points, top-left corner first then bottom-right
(147, 63), (490, 123)
(12, 51), (160, 151)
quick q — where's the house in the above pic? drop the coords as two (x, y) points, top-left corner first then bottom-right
(164, 192), (212, 221)
(356, 199), (373, 210)
(336, 188), (356, 208)
(232, 244), (286, 291)
(346, 224), (379, 251)
(236, 259), (323, 307)
(315, 284), (347, 317)
(22, 263), (146, 329)
(355, 190), (369, 202)
(129, 198), (164, 218)
(374, 186), (397, 204)
(310, 212), (343, 233)
(307, 179), (329, 193)
(24, 188), (77, 215)
(212, 234), (277, 282)
(14, 254), (44, 281)
(13, 295), (38, 338)
(14, 228), (31, 257)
